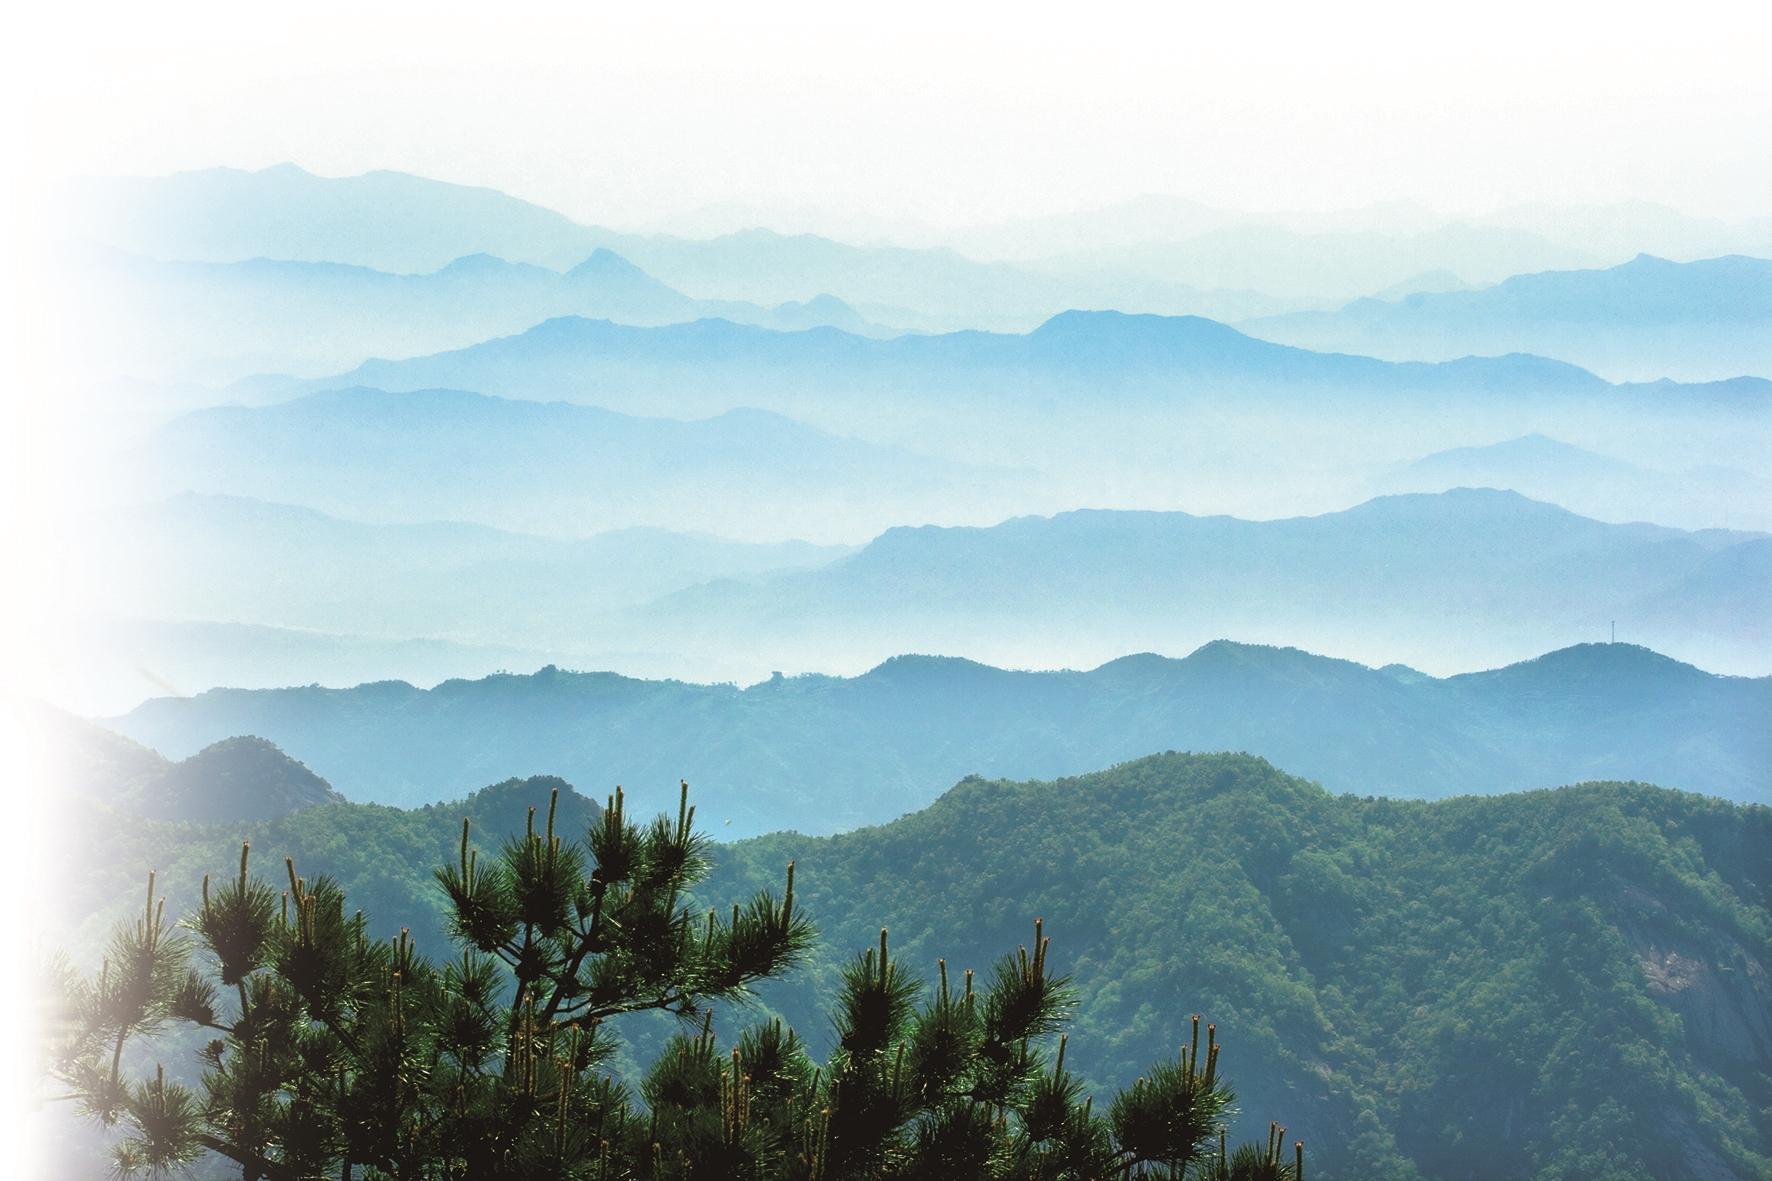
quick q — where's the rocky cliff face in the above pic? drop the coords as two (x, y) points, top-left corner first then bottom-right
(1635, 931), (1772, 1066)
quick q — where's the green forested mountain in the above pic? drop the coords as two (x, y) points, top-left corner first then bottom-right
(131, 735), (343, 821)
(58, 750), (1772, 1180)
(108, 641), (1772, 833)
(56, 773), (592, 957)
(707, 753), (1772, 1180)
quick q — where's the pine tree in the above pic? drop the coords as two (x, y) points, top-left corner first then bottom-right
(54, 781), (1303, 1180)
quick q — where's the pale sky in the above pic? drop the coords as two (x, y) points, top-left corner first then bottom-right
(5, 0), (1770, 229)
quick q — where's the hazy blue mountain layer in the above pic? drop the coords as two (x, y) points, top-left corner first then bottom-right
(231, 311), (1770, 531)
(249, 312), (1771, 509)
(136, 388), (1037, 541)
(84, 166), (1772, 325)
(69, 164), (1297, 327)
(74, 244), (901, 382)
(1018, 220), (1603, 300)
(1375, 434), (1772, 531)
(104, 639), (1770, 832)
(1241, 254), (1772, 382)
(610, 489), (1771, 679)
(77, 489), (1772, 711)
(280, 309), (1772, 413)
(90, 492), (852, 641)
(43, 617), (565, 719)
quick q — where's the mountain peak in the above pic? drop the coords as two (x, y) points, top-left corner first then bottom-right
(1501, 642), (1700, 677)
(140, 735), (342, 822)
(1032, 309), (1250, 345)
(433, 252), (515, 275)
(859, 653), (1006, 684)
(565, 247), (650, 279)
(1341, 486), (1568, 523)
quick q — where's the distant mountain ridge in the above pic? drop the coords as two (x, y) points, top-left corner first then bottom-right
(258, 310), (1771, 424)
(1020, 220), (1605, 300)
(613, 488), (1771, 679)
(90, 492), (853, 641)
(1241, 254), (1772, 381)
(70, 489), (1772, 710)
(69, 164), (1302, 327)
(105, 639), (1772, 834)
(137, 387), (1039, 541)
(1378, 434), (1772, 531)
(74, 243), (902, 382)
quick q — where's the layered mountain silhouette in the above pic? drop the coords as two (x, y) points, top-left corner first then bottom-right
(105, 639), (1770, 834)
(86, 166), (1772, 328)
(614, 489), (1771, 679)
(91, 493), (851, 641)
(72, 489), (1772, 710)
(70, 164), (1296, 327)
(1241, 254), (1772, 381)
(137, 388), (1037, 540)
(1020, 220), (1603, 301)
(264, 311), (1768, 422)
(75, 244), (899, 382)
(1377, 434), (1772, 531)
(71, 163), (607, 274)
(199, 311), (1771, 554)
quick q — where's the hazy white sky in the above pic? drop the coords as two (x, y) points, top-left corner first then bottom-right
(6, 0), (1770, 228)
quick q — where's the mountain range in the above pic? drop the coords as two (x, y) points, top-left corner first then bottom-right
(282, 310), (1767, 414)
(67, 164), (1300, 328)
(66, 489), (1772, 710)
(611, 489), (1772, 679)
(52, 747), (1772, 1179)
(707, 753), (1772, 1180)
(1374, 434), (1772, 532)
(102, 639), (1771, 834)
(74, 244), (900, 383)
(1241, 253), (1772, 382)
(73, 166), (1772, 322)
(1019, 220), (1604, 302)
(135, 388), (1035, 541)
(236, 313), (1772, 516)
(88, 492), (851, 641)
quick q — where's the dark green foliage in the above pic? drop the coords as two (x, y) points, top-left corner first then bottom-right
(56, 754), (1770, 1178)
(54, 780), (1294, 1179)
(706, 753), (1772, 1180)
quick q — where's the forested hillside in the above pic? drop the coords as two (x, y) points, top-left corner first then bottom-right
(709, 753), (1772, 1180)
(56, 750), (1772, 1180)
